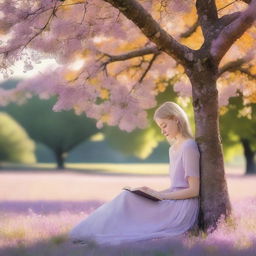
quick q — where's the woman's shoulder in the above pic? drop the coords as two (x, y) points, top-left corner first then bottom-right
(185, 138), (197, 146)
(183, 138), (200, 153)
(169, 138), (197, 153)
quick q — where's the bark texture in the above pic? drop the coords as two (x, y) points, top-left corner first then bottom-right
(185, 56), (232, 232)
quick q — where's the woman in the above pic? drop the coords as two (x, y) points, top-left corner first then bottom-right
(68, 101), (200, 246)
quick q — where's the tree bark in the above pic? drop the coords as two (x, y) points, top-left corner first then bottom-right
(54, 150), (66, 169)
(185, 59), (232, 233)
(240, 138), (256, 174)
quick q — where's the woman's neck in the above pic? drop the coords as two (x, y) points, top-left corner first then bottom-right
(168, 133), (188, 146)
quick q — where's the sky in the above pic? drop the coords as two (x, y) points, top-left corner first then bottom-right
(0, 53), (86, 84)
(0, 58), (59, 83)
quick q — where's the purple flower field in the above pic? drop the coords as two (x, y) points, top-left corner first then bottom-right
(0, 170), (256, 256)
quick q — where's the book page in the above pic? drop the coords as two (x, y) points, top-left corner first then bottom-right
(122, 187), (162, 201)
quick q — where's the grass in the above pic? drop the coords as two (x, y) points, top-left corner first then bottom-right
(0, 162), (171, 175)
(0, 162), (244, 175)
(0, 167), (255, 255)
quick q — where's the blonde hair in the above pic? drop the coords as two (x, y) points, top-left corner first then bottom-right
(153, 101), (194, 139)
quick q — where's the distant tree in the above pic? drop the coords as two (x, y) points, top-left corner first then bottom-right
(220, 93), (256, 174)
(2, 95), (98, 169)
(0, 112), (36, 166)
(104, 125), (160, 159)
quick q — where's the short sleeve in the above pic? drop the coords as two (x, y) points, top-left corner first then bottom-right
(182, 142), (200, 181)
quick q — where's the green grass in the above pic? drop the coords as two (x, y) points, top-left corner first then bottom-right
(0, 162), (169, 175)
(67, 163), (169, 175)
(0, 162), (243, 175)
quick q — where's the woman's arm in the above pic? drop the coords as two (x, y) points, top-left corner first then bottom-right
(158, 188), (171, 193)
(135, 187), (172, 197)
(159, 176), (199, 200)
(133, 186), (166, 194)
(160, 188), (196, 200)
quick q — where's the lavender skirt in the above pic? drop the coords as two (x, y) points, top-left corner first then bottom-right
(68, 187), (199, 246)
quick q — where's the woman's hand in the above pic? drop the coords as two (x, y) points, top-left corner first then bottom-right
(122, 186), (131, 190)
(157, 193), (165, 200)
(137, 186), (155, 192)
(135, 187), (165, 199)
(147, 189), (165, 200)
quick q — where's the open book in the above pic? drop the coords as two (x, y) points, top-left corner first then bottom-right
(122, 186), (162, 201)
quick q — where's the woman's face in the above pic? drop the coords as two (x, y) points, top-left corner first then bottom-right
(155, 117), (179, 139)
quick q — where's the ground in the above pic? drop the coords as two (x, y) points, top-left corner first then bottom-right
(0, 164), (256, 256)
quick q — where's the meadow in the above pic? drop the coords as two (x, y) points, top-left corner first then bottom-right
(0, 163), (256, 256)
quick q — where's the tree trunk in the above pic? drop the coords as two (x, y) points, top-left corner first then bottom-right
(240, 138), (256, 174)
(185, 62), (232, 233)
(54, 150), (66, 169)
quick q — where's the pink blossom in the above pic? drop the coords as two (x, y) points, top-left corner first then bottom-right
(1, 0), (256, 133)
(173, 78), (192, 97)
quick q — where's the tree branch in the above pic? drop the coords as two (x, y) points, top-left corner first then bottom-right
(218, 58), (248, 76)
(241, 0), (252, 3)
(108, 17), (201, 62)
(179, 18), (199, 38)
(218, 56), (256, 80)
(195, 0), (218, 38)
(138, 52), (160, 83)
(66, 45), (161, 83)
(236, 67), (256, 80)
(103, 46), (160, 63)
(217, 11), (241, 28)
(210, 0), (256, 65)
(127, 52), (160, 95)
(103, 0), (195, 66)
(21, 5), (57, 51)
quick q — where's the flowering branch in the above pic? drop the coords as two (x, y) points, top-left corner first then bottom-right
(210, 0), (256, 65)
(103, 0), (195, 65)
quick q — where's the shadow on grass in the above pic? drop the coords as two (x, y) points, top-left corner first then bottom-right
(0, 233), (181, 256)
(0, 164), (170, 177)
(1, 165), (252, 178)
(1, 230), (256, 256)
(2, 200), (256, 256)
(0, 200), (105, 215)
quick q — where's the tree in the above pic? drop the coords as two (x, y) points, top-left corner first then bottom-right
(1, 94), (98, 169)
(1, 79), (172, 163)
(1, 0), (256, 233)
(0, 112), (36, 166)
(220, 93), (256, 174)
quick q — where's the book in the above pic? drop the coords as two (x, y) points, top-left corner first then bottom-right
(122, 186), (162, 201)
